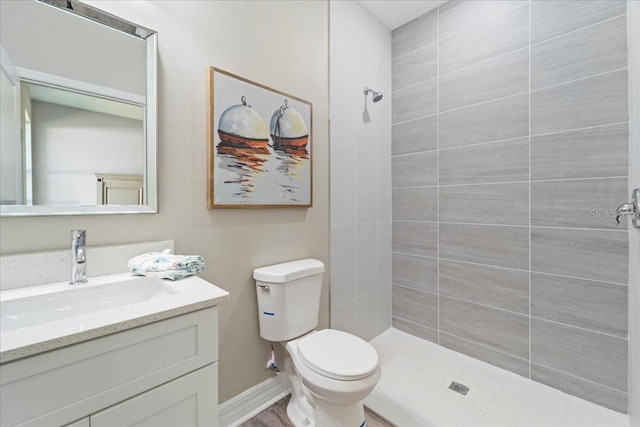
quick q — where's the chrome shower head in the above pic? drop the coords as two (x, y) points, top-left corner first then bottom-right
(364, 87), (383, 103)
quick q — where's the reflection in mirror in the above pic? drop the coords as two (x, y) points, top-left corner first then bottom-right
(0, 0), (157, 216)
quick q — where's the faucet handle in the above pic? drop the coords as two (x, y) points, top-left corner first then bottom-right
(615, 189), (640, 229)
(72, 229), (86, 243)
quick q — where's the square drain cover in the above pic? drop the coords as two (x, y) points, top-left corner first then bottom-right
(449, 381), (469, 395)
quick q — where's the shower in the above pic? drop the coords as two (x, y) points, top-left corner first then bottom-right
(363, 87), (383, 102)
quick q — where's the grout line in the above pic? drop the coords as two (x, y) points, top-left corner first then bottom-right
(529, 12), (627, 49)
(438, 330), (530, 363)
(392, 39), (438, 63)
(392, 112), (438, 127)
(392, 113), (437, 127)
(395, 219), (629, 233)
(392, 175), (628, 190)
(528, 0), (532, 380)
(530, 66), (628, 93)
(392, 1), (526, 64)
(391, 120), (629, 156)
(391, 75), (438, 95)
(439, 293), (529, 318)
(530, 120), (629, 138)
(530, 316), (629, 342)
(392, 315), (439, 334)
(438, 91), (528, 115)
(529, 225), (629, 233)
(392, 250), (630, 287)
(437, 46), (530, 81)
(531, 360), (630, 395)
(438, 2), (529, 44)
(436, 6), (441, 346)
(530, 270), (629, 288)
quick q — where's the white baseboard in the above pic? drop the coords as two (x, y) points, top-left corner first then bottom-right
(218, 374), (290, 427)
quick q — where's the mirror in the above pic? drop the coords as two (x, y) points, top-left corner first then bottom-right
(0, 0), (157, 216)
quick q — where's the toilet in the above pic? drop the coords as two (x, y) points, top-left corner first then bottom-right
(254, 259), (381, 427)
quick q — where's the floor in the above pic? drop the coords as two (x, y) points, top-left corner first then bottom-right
(240, 395), (392, 427)
(364, 328), (630, 427)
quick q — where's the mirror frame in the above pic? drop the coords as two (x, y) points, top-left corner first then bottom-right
(0, 0), (157, 217)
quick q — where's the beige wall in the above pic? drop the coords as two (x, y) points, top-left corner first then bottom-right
(0, 0), (329, 403)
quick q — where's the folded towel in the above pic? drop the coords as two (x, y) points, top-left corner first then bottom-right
(128, 249), (205, 280)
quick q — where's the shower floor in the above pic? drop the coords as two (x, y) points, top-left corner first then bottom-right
(364, 328), (629, 427)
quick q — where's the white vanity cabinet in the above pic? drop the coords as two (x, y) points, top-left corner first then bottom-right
(0, 307), (220, 427)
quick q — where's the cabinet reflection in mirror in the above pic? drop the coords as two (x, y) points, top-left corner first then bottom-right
(0, 0), (157, 216)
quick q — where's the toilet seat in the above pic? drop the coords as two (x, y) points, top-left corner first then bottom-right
(296, 329), (378, 381)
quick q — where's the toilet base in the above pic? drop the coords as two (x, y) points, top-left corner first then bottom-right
(283, 350), (368, 427)
(311, 398), (366, 427)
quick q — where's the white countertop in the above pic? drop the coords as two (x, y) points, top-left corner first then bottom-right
(0, 273), (230, 363)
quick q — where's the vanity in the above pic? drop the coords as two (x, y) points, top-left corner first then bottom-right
(1, 3), (231, 425)
(0, 242), (230, 427)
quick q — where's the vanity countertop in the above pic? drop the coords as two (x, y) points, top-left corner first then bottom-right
(0, 273), (230, 363)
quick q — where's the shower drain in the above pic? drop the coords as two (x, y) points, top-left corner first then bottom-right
(449, 381), (470, 396)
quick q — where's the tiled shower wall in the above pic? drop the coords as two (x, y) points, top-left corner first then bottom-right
(391, 1), (629, 412)
(329, 1), (392, 341)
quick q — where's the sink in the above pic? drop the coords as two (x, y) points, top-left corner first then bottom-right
(0, 275), (177, 333)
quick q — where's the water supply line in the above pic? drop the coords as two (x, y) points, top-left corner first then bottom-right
(265, 343), (280, 373)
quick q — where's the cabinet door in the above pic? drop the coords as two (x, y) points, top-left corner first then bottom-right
(91, 363), (218, 427)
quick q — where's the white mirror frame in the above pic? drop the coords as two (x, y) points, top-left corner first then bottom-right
(0, 6), (157, 217)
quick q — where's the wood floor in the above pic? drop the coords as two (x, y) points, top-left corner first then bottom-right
(239, 395), (394, 427)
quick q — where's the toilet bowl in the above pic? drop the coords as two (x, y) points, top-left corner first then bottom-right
(283, 329), (381, 427)
(254, 259), (380, 427)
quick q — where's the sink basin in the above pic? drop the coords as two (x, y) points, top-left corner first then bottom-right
(0, 275), (176, 333)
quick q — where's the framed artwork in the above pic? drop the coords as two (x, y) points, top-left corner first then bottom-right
(207, 67), (313, 208)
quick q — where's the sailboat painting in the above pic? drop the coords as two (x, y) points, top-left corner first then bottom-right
(207, 67), (312, 208)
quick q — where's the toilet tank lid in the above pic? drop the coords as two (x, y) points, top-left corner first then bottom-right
(253, 259), (325, 283)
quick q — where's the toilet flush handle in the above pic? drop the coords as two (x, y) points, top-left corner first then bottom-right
(257, 284), (270, 291)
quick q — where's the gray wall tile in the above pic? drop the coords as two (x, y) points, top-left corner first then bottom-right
(392, 285), (438, 329)
(392, 116), (437, 156)
(392, 253), (438, 293)
(392, 79), (438, 123)
(439, 5), (529, 75)
(439, 182), (529, 226)
(440, 49), (529, 112)
(393, 187), (437, 221)
(531, 15), (627, 90)
(393, 316), (438, 344)
(530, 124), (629, 180)
(393, 44), (437, 92)
(531, 273), (628, 338)
(392, 151), (437, 188)
(531, 0), (627, 45)
(531, 363), (628, 413)
(440, 260), (529, 314)
(392, 221), (438, 258)
(439, 138), (529, 185)
(440, 223), (529, 270)
(439, 94), (529, 149)
(440, 297), (529, 358)
(387, 0), (630, 407)
(440, 332), (529, 378)
(531, 69), (628, 135)
(392, 9), (438, 60)
(531, 318), (628, 392)
(531, 227), (628, 284)
(439, 1), (527, 39)
(531, 177), (629, 230)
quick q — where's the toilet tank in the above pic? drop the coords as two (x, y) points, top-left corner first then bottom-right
(253, 259), (325, 342)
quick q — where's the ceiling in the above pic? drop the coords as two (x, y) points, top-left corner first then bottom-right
(359, 0), (448, 30)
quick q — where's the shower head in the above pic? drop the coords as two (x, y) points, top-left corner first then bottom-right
(364, 87), (383, 103)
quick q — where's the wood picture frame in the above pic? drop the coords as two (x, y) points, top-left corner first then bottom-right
(207, 67), (313, 209)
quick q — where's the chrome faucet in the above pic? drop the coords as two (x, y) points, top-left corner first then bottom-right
(70, 230), (88, 285)
(615, 188), (640, 229)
